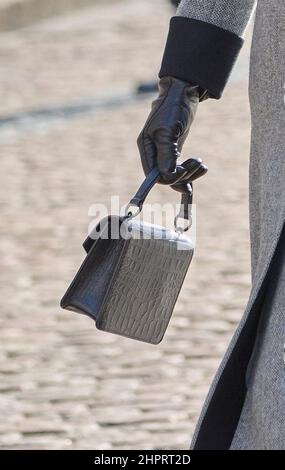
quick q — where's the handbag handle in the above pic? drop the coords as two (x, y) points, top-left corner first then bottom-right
(126, 158), (208, 232)
(83, 158), (207, 252)
(128, 166), (161, 210)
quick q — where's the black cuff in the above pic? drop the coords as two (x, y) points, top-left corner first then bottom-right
(159, 17), (244, 99)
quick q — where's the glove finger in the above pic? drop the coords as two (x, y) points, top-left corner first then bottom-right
(177, 133), (188, 154)
(154, 128), (180, 183)
(137, 131), (156, 176)
(172, 162), (208, 192)
(174, 157), (202, 184)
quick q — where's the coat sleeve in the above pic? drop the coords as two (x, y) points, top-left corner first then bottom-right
(159, 0), (257, 99)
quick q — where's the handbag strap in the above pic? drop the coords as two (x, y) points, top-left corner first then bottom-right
(83, 158), (207, 252)
(127, 158), (207, 232)
(129, 167), (161, 210)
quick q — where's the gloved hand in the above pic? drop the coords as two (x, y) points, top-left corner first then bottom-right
(137, 76), (200, 185)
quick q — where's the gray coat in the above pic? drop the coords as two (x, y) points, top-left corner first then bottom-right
(176, 0), (285, 449)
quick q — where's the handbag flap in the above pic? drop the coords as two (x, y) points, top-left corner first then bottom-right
(61, 216), (127, 319)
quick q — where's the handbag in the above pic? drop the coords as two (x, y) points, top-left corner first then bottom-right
(60, 158), (207, 344)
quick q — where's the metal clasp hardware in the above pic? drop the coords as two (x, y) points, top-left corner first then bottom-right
(174, 214), (192, 234)
(124, 203), (142, 220)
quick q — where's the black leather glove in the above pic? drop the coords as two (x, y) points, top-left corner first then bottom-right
(137, 76), (200, 184)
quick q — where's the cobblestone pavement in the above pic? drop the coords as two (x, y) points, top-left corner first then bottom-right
(0, 0), (253, 449)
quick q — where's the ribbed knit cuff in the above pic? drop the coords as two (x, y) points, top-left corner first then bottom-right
(159, 17), (244, 99)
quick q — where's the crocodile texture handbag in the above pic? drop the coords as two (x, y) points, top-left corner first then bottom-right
(60, 158), (207, 344)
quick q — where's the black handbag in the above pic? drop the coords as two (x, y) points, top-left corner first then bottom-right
(60, 158), (207, 344)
